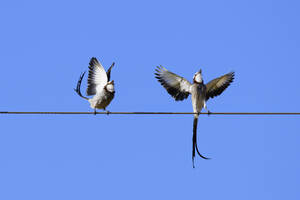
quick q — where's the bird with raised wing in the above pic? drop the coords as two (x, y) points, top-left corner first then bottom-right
(75, 57), (115, 114)
(155, 66), (234, 167)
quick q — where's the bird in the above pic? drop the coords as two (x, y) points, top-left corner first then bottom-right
(74, 57), (115, 114)
(154, 66), (234, 167)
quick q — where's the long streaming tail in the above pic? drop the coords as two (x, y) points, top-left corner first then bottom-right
(74, 71), (89, 100)
(192, 115), (210, 168)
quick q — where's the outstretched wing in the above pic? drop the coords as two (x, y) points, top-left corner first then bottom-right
(205, 71), (235, 100)
(155, 66), (192, 101)
(106, 62), (115, 82)
(86, 57), (108, 96)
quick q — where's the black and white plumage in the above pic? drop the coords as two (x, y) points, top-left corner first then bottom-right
(155, 66), (234, 167)
(75, 57), (115, 114)
(155, 66), (191, 101)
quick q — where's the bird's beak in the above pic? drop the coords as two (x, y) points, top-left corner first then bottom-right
(110, 80), (114, 85)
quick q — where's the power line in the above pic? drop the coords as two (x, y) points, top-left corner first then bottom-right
(0, 111), (300, 115)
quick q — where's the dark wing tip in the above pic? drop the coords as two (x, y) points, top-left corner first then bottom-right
(154, 67), (163, 78)
(90, 57), (97, 61)
(106, 62), (115, 82)
(206, 71), (235, 100)
(229, 71), (235, 79)
(89, 57), (99, 67)
(227, 71), (235, 84)
(156, 65), (164, 70)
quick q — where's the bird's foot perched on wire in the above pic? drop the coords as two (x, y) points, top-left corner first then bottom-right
(94, 109), (97, 115)
(104, 109), (110, 115)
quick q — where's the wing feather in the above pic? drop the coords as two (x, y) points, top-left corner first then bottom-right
(154, 66), (191, 101)
(86, 57), (108, 96)
(205, 72), (234, 100)
(106, 62), (115, 82)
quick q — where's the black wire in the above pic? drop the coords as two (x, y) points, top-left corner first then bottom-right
(0, 111), (300, 115)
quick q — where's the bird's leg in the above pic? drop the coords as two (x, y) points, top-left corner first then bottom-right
(94, 108), (97, 115)
(204, 102), (211, 115)
(104, 108), (110, 115)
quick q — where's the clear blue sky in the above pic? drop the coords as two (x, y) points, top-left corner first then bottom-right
(0, 0), (300, 199)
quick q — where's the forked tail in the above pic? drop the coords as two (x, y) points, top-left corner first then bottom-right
(74, 71), (89, 100)
(192, 115), (210, 168)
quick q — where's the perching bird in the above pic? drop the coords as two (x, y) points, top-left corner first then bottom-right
(155, 66), (234, 167)
(74, 57), (115, 114)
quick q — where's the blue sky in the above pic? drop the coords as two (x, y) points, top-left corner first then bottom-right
(0, 0), (300, 199)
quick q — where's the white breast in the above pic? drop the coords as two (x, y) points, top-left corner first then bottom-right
(191, 84), (206, 113)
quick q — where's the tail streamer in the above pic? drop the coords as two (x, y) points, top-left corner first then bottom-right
(192, 115), (210, 168)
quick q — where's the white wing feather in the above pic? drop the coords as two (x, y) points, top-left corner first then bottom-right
(155, 66), (192, 101)
(86, 57), (108, 96)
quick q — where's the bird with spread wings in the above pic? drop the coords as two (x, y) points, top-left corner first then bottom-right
(155, 66), (234, 167)
(74, 57), (115, 114)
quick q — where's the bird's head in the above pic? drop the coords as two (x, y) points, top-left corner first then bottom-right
(193, 69), (203, 84)
(105, 80), (115, 93)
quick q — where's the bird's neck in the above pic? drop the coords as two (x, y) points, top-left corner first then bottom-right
(193, 80), (203, 84)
